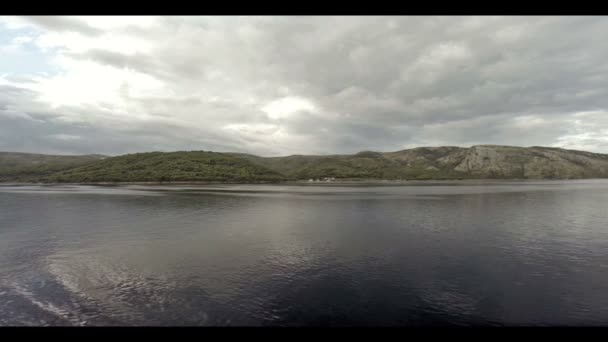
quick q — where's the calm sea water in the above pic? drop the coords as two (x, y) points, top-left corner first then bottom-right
(1, 180), (608, 326)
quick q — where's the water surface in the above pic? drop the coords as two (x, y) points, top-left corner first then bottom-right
(1, 180), (608, 326)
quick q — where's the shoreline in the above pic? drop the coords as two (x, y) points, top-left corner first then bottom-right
(1, 178), (607, 186)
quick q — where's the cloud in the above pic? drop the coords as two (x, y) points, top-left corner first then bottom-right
(261, 96), (317, 120)
(1, 16), (608, 156)
(22, 16), (102, 36)
(49, 134), (81, 141)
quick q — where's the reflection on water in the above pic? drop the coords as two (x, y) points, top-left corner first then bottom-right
(1, 180), (608, 326)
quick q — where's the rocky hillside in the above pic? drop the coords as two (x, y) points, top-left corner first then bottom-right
(240, 145), (608, 180)
(443, 145), (608, 179)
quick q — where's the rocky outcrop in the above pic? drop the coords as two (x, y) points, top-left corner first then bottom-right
(451, 145), (608, 179)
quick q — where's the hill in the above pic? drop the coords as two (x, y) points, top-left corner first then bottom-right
(2, 145), (608, 183)
(236, 145), (608, 180)
(41, 151), (285, 183)
(0, 152), (106, 182)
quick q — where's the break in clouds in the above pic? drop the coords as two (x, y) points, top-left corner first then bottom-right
(1, 16), (608, 156)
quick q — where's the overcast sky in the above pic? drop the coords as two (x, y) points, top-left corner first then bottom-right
(1, 16), (608, 156)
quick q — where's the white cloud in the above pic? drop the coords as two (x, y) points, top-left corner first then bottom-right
(223, 123), (280, 135)
(0, 16), (32, 30)
(426, 42), (471, 63)
(512, 115), (547, 129)
(72, 16), (160, 30)
(26, 56), (164, 110)
(0, 34), (36, 54)
(261, 96), (317, 120)
(35, 29), (154, 55)
(50, 134), (81, 141)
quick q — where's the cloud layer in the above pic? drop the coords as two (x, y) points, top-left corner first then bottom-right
(1, 16), (608, 156)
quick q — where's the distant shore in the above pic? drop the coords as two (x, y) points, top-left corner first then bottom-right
(4, 146), (608, 185)
(2, 178), (604, 186)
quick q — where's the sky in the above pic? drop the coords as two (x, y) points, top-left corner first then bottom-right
(1, 16), (608, 156)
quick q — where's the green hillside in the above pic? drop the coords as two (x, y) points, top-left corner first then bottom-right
(42, 151), (286, 183)
(0, 152), (105, 182)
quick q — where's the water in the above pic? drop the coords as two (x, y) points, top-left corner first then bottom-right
(1, 180), (608, 326)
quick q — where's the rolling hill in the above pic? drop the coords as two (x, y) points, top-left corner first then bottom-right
(41, 151), (285, 183)
(0, 152), (106, 182)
